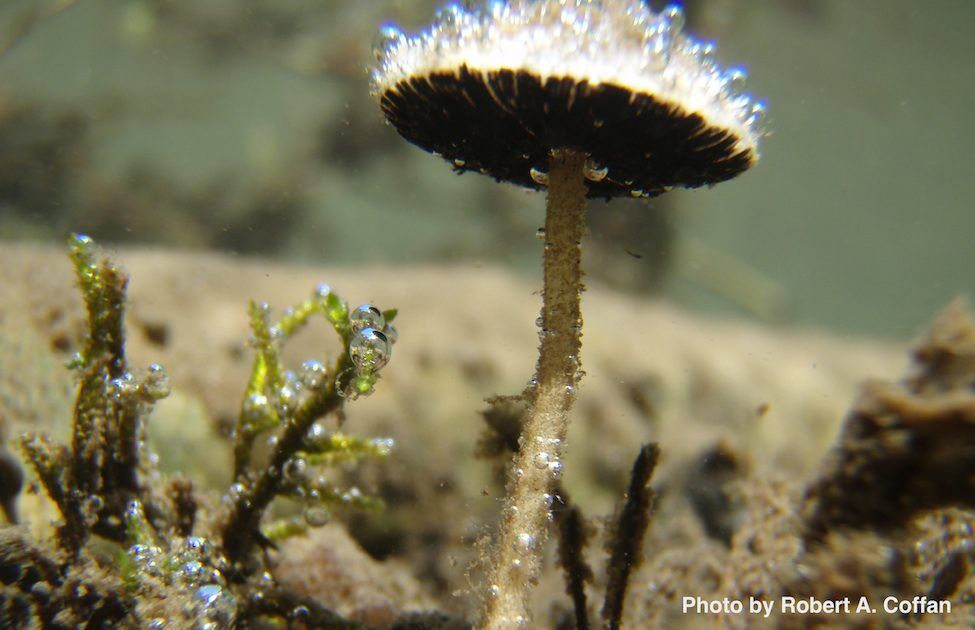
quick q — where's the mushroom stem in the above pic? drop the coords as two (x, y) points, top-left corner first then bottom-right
(483, 149), (587, 629)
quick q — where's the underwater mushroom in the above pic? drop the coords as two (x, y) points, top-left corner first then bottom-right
(372, 1), (764, 626)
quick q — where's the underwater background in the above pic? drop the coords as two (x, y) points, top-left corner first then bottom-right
(3, 1), (975, 628)
(1, 0), (973, 340)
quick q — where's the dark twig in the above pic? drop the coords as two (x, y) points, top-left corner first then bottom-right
(0, 443), (24, 523)
(19, 434), (87, 554)
(601, 443), (659, 630)
(926, 552), (967, 607)
(552, 484), (592, 630)
(168, 477), (197, 537)
(240, 585), (367, 629)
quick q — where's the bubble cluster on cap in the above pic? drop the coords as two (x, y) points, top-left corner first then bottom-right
(372, 0), (766, 145)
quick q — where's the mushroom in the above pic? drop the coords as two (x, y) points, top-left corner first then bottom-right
(371, 1), (765, 626)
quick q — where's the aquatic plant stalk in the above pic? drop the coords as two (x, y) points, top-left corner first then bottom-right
(221, 383), (346, 565)
(221, 293), (395, 568)
(484, 150), (587, 628)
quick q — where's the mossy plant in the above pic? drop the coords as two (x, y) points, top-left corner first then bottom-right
(221, 285), (397, 567)
(6, 234), (398, 627)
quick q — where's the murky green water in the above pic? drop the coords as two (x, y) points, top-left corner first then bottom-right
(1, 0), (972, 338)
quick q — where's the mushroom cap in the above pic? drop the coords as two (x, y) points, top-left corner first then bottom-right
(372, 1), (765, 199)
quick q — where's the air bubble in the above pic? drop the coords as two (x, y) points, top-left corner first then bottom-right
(224, 483), (247, 507)
(434, 3), (464, 28)
(194, 584), (237, 629)
(373, 24), (406, 62)
(663, 4), (685, 31)
(726, 67), (748, 92)
(529, 167), (549, 186)
(533, 452), (551, 469)
(285, 369), (301, 389)
(306, 421), (328, 444)
(283, 457), (309, 484)
(141, 363), (171, 401)
(299, 360), (327, 389)
(453, 158), (466, 167)
(486, 0), (505, 19)
(87, 495), (104, 513)
(648, 27), (671, 60)
(178, 560), (206, 586)
(349, 328), (392, 371)
(130, 543), (164, 576)
(66, 352), (84, 370)
(370, 437), (395, 456)
(335, 368), (354, 398)
(276, 384), (298, 416)
(548, 460), (563, 480)
(698, 41), (717, 66)
(242, 394), (269, 423)
(255, 301), (271, 317)
(514, 532), (535, 554)
(538, 438), (559, 453)
(304, 506), (330, 527)
(314, 283), (332, 299)
(748, 100), (768, 128)
(535, 227), (546, 239)
(350, 304), (385, 334)
(583, 158), (608, 182)
(125, 499), (145, 522)
(183, 537), (211, 558)
(109, 373), (138, 401)
(72, 232), (93, 246)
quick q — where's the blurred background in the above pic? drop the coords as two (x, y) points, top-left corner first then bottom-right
(0, 0), (972, 339)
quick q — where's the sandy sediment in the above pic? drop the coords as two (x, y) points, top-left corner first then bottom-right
(1, 241), (919, 625)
